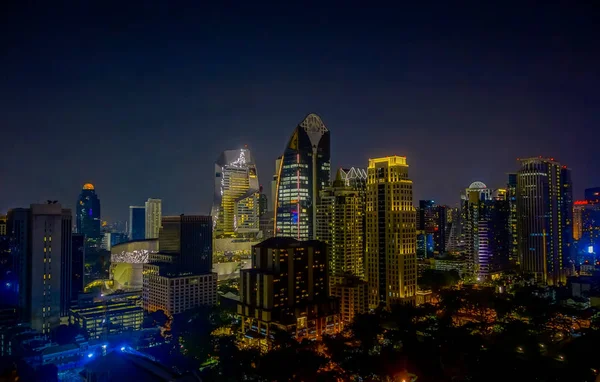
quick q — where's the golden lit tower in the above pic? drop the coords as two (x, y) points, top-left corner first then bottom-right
(366, 156), (417, 309)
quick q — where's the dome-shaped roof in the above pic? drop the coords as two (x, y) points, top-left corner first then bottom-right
(83, 183), (95, 190)
(469, 181), (487, 189)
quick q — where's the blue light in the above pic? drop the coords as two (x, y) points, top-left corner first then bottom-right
(589, 246), (594, 254)
(87, 353), (93, 358)
(120, 347), (125, 351)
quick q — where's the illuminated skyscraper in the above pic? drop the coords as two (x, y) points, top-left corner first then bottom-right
(417, 200), (447, 256)
(275, 113), (331, 240)
(516, 158), (573, 285)
(507, 174), (518, 265)
(316, 168), (367, 324)
(76, 183), (101, 240)
(145, 198), (162, 239)
(211, 148), (260, 239)
(316, 169), (366, 279)
(366, 156), (417, 308)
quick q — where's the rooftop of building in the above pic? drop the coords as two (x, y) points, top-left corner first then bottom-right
(81, 350), (201, 381)
(253, 237), (325, 249)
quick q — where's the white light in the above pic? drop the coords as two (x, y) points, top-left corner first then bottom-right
(588, 246), (594, 254)
(87, 353), (93, 358)
(120, 347), (126, 351)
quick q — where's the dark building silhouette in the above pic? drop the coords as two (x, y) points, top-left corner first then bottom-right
(238, 237), (340, 347)
(159, 215), (212, 274)
(128, 206), (146, 240)
(76, 183), (101, 242)
(275, 113), (331, 240)
(71, 234), (85, 301)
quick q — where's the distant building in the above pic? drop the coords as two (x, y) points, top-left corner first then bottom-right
(573, 187), (600, 262)
(211, 148), (261, 257)
(7, 203), (72, 333)
(507, 174), (518, 265)
(69, 297), (143, 339)
(145, 199), (162, 239)
(238, 238), (340, 349)
(76, 183), (101, 243)
(366, 156), (417, 308)
(128, 206), (146, 241)
(462, 182), (511, 280)
(101, 232), (128, 251)
(258, 188), (268, 217)
(259, 215), (275, 241)
(271, 156), (282, 214)
(72, 234), (85, 301)
(275, 114), (331, 240)
(417, 200), (447, 256)
(517, 158), (573, 285)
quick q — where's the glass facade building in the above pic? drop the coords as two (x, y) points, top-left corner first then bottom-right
(516, 158), (573, 285)
(128, 206), (146, 240)
(275, 113), (331, 240)
(76, 183), (101, 240)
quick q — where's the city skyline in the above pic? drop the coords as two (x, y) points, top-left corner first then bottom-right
(1, 3), (598, 222)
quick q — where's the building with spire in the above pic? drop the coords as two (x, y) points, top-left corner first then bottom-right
(211, 148), (260, 258)
(275, 113), (330, 240)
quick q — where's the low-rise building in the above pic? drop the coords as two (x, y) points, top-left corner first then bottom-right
(69, 298), (143, 339)
(329, 276), (368, 325)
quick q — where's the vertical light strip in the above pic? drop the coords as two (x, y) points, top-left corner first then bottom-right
(297, 153), (301, 239)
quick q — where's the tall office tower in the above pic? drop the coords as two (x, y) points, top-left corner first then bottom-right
(145, 199), (162, 239)
(316, 169), (367, 324)
(417, 200), (447, 256)
(72, 234), (85, 301)
(238, 238), (340, 348)
(258, 187), (268, 217)
(271, 156), (282, 213)
(129, 206), (146, 240)
(7, 203), (72, 332)
(316, 169), (365, 279)
(507, 173), (518, 265)
(573, 187), (600, 261)
(211, 148), (260, 240)
(275, 113), (331, 240)
(463, 183), (510, 279)
(159, 215), (213, 274)
(76, 183), (101, 241)
(516, 158), (573, 285)
(366, 156), (417, 309)
(445, 207), (461, 253)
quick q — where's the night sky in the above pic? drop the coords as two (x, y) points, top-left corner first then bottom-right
(1, 2), (598, 222)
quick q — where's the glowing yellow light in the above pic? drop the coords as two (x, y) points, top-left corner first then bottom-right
(83, 183), (95, 190)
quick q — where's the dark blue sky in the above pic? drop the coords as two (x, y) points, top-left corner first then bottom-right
(1, 2), (598, 222)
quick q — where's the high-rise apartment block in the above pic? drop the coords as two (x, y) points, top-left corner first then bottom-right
(573, 187), (600, 262)
(128, 205), (146, 240)
(7, 203), (72, 333)
(145, 199), (162, 239)
(159, 215), (212, 273)
(462, 182), (510, 279)
(316, 168), (368, 324)
(238, 238), (340, 348)
(366, 156), (417, 308)
(516, 157), (573, 285)
(275, 114), (331, 240)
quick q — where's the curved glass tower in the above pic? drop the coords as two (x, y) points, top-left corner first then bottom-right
(275, 113), (331, 240)
(211, 148), (260, 239)
(76, 183), (101, 240)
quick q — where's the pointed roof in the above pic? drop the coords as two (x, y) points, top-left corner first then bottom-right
(298, 113), (328, 148)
